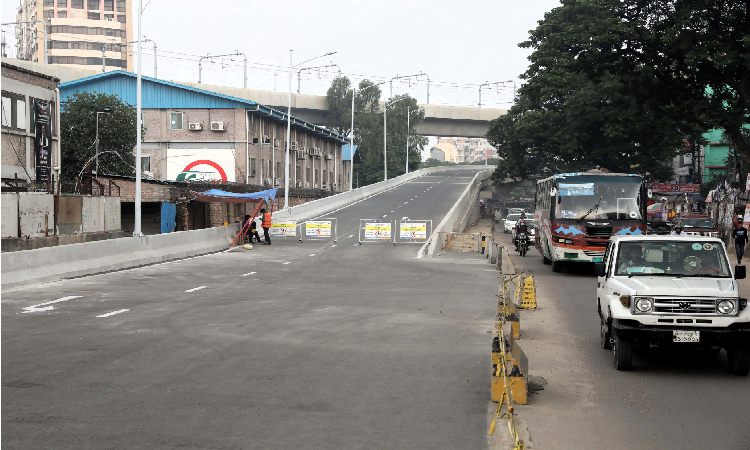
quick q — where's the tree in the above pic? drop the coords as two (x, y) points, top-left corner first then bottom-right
(325, 79), (428, 186)
(487, 0), (710, 184)
(61, 91), (139, 180)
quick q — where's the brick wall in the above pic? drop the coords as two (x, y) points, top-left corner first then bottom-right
(1, 63), (59, 91)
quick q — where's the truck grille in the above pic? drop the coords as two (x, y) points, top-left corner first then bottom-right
(586, 226), (613, 237)
(583, 250), (604, 257)
(653, 298), (716, 314)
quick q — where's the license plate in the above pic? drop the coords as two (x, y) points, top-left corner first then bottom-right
(673, 330), (700, 342)
(592, 257), (603, 263)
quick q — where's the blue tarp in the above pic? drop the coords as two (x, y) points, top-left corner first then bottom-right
(192, 188), (277, 204)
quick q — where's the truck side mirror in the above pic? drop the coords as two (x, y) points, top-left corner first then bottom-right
(735, 265), (746, 280)
(594, 262), (606, 277)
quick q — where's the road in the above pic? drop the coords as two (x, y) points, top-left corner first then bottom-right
(2, 169), (504, 450)
(493, 231), (750, 450)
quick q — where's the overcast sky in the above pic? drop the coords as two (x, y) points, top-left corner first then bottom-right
(2, 0), (561, 158)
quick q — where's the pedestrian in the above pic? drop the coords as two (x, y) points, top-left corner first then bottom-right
(248, 215), (261, 243)
(671, 226), (687, 235)
(260, 208), (272, 245)
(733, 220), (748, 264)
(241, 214), (252, 244)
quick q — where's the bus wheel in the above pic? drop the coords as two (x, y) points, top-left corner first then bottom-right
(552, 261), (563, 272)
(543, 255), (551, 265)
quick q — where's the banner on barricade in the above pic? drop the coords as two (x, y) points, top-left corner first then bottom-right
(364, 222), (391, 239)
(399, 222), (427, 240)
(269, 220), (296, 237)
(306, 220), (332, 237)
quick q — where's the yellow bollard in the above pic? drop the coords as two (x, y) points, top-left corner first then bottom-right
(520, 275), (536, 310)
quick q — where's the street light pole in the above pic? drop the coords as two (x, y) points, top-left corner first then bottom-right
(134, 0), (143, 237)
(285, 51), (337, 210)
(297, 63), (339, 94)
(95, 107), (111, 177)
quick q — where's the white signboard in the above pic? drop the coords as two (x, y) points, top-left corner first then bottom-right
(364, 222), (391, 239)
(166, 148), (236, 183)
(270, 220), (296, 237)
(306, 220), (331, 237)
(400, 222), (427, 240)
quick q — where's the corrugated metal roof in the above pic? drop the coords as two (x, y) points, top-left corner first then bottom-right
(342, 145), (358, 161)
(59, 70), (348, 144)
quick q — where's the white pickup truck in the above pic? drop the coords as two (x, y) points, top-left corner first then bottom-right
(595, 235), (750, 375)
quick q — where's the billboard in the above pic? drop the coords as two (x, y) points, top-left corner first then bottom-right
(166, 149), (236, 183)
(651, 183), (700, 194)
(34, 100), (52, 184)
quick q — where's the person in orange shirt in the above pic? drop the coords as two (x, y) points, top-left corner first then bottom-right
(260, 208), (272, 245)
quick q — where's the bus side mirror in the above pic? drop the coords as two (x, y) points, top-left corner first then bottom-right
(735, 265), (746, 280)
(594, 263), (606, 277)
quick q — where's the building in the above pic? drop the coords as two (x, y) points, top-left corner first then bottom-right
(429, 142), (458, 163)
(59, 70), (349, 191)
(441, 137), (497, 163)
(429, 147), (445, 161)
(1, 62), (60, 187)
(342, 144), (357, 190)
(14, 0), (133, 71)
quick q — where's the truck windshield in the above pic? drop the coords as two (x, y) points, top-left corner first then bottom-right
(681, 218), (715, 228)
(615, 241), (731, 277)
(554, 175), (642, 221)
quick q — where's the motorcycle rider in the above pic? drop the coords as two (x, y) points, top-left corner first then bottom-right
(514, 219), (529, 251)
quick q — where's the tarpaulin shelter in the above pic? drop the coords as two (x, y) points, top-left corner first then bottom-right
(190, 188), (278, 248)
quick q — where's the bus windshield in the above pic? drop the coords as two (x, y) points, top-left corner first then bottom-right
(681, 218), (714, 228)
(554, 175), (642, 221)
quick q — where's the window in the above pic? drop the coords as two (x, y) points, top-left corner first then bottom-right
(58, 0), (68, 6)
(44, 9), (55, 19)
(116, 0), (125, 11)
(141, 156), (150, 173)
(1, 97), (11, 127)
(88, 0), (99, 10)
(72, 0), (83, 8)
(58, 10), (68, 18)
(170, 112), (183, 130)
(275, 162), (281, 179)
(16, 99), (27, 131)
(117, 15), (125, 22)
(250, 158), (256, 176)
(88, 12), (100, 19)
(44, 0), (54, 6)
(103, 0), (113, 10)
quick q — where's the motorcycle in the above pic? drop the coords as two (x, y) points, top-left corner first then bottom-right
(516, 233), (529, 257)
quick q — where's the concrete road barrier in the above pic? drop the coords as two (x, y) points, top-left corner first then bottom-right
(1, 224), (239, 289)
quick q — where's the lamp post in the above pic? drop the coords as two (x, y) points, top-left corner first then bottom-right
(384, 96), (409, 182)
(95, 107), (112, 177)
(134, 0), (143, 236)
(406, 107), (420, 174)
(349, 81), (386, 190)
(285, 50), (337, 210)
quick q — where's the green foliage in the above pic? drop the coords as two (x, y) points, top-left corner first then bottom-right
(487, 0), (720, 184)
(61, 91), (139, 180)
(326, 79), (428, 186)
(421, 158), (456, 168)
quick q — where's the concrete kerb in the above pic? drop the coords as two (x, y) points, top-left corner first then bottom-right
(1, 224), (239, 289)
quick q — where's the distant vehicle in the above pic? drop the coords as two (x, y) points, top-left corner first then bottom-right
(647, 221), (672, 235)
(595, 235), (749, 375)
(535, 171), (647, 273)
(675, 213), (718, 237)
(504, 213), (523, 234)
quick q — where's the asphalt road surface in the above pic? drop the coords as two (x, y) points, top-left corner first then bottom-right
(494, 231), (750, 450)
(2, 169), (505, 450)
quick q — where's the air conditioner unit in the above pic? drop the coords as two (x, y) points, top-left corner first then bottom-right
(314, 147), (321, 154)
(331, 183), (337, 190)
(322, 182), (327, 189)
(210, 121), (225, 131)
(296, 151), (306, 160)
(263, 135), (270, 144)
(274, 178), (281, 186)
(306, 147), (313, 155)
(305, 182), (310, 188)
(325, 153), (333, 160)
(273, 138), (280, 148)
(296, 180), (303, 188)
(290, 141), (298, 150)
(188, 122), (202, 131)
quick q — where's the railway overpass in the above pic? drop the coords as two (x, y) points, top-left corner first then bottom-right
(2, 58), (505, 139)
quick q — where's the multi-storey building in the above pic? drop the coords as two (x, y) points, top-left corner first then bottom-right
(15, 0), (133, 71)
(440, 137), (497, 162)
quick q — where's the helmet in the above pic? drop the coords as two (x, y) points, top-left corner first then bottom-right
(519, 219), (525, 224)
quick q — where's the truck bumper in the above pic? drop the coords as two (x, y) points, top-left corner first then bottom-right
(612, 319), (750, 347)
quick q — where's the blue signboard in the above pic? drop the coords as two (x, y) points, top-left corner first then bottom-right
(161, 202), (176, 233)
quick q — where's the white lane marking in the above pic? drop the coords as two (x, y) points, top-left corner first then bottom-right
(283, 262), (291, 265)
(241, 272), (257, 277)
(23, 295), (82, 313)
(331, 244), (337, 248)
(185, 286), (206, 293)
(383, 214), (388, 217)
(348, 234), (354, 238)
(97, 309), (129, 318)
(398, 206), (402, 208)
(402, 217), (408, 220)
(391, 211), (394, 213)
(309, 254), (316, 256)
(404, 202), (408, 204)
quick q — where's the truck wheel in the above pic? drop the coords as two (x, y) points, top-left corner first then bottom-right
(552, 261), (563, 273)
(613, 334), (632, 370)
(728, 347), (750, 376)
(600, 313), (611, 350)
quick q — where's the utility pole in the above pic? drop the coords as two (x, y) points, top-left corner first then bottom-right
(297, 63), (339, 94)
(198, 51), (247, 88)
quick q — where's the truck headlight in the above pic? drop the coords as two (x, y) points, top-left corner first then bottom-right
(717, 300), (736, 315)
(635, 297), (653, 313)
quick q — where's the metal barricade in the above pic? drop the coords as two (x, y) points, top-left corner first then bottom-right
(358, 219), (395, 244)
(394, 219), (432, 245)
(297, 218), (338, 243)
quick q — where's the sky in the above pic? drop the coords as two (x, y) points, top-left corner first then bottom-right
(2, 0), (561, 159)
